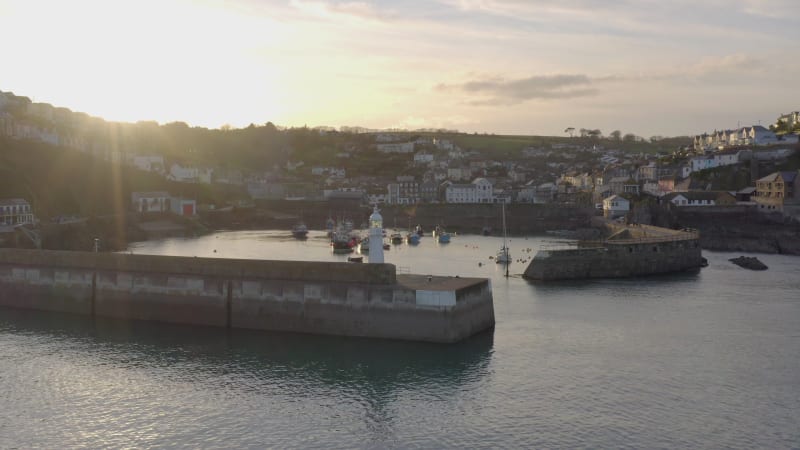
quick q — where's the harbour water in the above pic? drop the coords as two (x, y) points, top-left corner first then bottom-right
(1, 230), (799, 448)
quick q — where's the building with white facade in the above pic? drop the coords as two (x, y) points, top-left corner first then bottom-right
(414, 152), (434, 164)
(444, 178), (493, 203)
(473, 178), (493, 203)
(665, 191), (736, 207)
(445, 183), (477, 203)
(130, 155), (165, 173)
(0, 198), (35, 226)
(376, 142), (415, 153)
(168, 164), (212, 183)
(603, 195), (630, 219)
(387, 176), (419, 205)
(777, 111), (799, 128)
(131, 192), (171, 213)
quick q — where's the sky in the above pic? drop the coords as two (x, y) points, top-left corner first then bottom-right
(1, 0), (798, 138)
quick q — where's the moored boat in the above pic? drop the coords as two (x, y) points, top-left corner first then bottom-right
(330, 230), (355, 254)
(496, 203), (510, 264)
(291, 222), (309, 239)
(359, 236), (370, 253)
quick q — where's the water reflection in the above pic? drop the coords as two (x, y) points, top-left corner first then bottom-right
(0, 306), (494, 396)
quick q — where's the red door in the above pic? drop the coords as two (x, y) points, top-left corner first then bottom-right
(183, 204), (194, 216)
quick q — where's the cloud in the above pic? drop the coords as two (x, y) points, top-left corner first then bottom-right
(392, 114), (477, 130)
(288, 0), (396, 22)
(437, 74), (597, 105)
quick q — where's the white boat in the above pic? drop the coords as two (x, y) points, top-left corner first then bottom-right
(496, 203), (511, 264)
(359, 236), (370, 253)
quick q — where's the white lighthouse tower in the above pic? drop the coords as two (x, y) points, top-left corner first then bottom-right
(368, 205), (384, 263)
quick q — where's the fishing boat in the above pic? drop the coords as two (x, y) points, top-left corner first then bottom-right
(496, 203), (511, 264)
(437, 230), (451, 243)
(330, 229), (355, 254)
(406, 232), (420, 245)
(291, 222), (309, 239)
(390, 232), (403, 245)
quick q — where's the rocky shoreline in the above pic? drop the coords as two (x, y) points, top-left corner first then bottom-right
(699, 232), (800, 255)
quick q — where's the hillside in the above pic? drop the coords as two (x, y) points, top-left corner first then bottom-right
(0, 137), (246, 218)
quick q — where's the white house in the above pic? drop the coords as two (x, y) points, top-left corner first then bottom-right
(169, 164), (212, 183)
(376, 142), (415, 153)
(414, 152), (434, 164)
(778, 111), (799, 127)
(0, 198), (35, 226)
(473, 177), (493, 203)
(433, 138), (454, 151)
(447, 167), (470, 181)
(130, 155), (165, 173)
(666, 191), (736, 207)
(603, 195), (630, 219)
(445, 183), (478, 203)
(742, 126), (778, 146)
(131, 192), (171, 213)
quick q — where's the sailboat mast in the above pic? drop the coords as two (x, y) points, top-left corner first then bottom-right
(503, 202), (509, 277)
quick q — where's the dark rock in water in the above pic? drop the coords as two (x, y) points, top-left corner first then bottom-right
(729, 256), (768, 271)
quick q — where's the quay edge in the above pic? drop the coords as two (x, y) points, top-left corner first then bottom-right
(0, 249), (494, 344)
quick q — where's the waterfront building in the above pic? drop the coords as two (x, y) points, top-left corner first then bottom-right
(665, 191), (737, 207)
(0, 198), (35, 226)
(131, 192), (171, 213)
(753, 171), (800, 215)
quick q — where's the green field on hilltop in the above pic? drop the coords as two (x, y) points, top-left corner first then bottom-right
(447, 134), (562, 156)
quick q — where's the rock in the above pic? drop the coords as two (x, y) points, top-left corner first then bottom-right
(728, 256), (768, 271)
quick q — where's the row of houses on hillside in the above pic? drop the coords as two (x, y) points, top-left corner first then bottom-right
(603, 169), (800, 221)
(692, 125), (798, 152)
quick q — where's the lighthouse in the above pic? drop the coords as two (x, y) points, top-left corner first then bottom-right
(368, 205), (384, 263)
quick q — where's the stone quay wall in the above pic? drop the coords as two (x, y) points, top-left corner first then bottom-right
(524, 232), (703, 281)
(0, 249), (494, 343)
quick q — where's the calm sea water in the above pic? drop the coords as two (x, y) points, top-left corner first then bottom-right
(1, 230), (799, 448)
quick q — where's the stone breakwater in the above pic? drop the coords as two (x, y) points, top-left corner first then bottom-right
(0, 249), (494, 343)
(524, 224), (704, 281)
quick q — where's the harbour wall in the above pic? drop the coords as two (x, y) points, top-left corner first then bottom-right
(0, 249), (494, 343)
(524, 226), (703, 281)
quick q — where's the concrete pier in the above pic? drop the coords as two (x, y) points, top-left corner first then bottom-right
(524, 224), (704, 281)
(0, 249), (494, 343)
